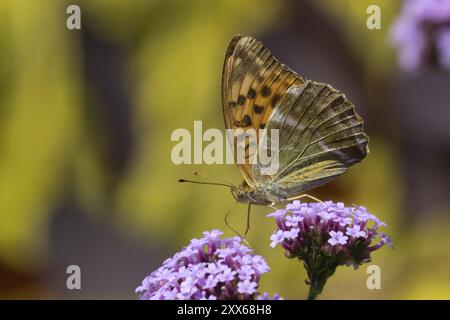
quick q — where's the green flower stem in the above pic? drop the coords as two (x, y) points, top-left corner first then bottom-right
(307, 271), (327, 300)
(305, 262), (337, 300)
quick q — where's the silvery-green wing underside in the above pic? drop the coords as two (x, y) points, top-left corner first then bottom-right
(253, 80), (369, 199)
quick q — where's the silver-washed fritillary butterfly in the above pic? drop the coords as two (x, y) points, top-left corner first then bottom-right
(221, 35), (369, 206)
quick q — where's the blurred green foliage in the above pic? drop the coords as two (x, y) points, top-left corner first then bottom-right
(0, 0), (82, 269)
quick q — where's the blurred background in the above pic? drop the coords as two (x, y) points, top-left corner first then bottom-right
(1, 0), (450, 299)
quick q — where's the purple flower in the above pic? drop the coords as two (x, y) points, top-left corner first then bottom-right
(267, 209), (286, 218)
(318, 210), (335, 221)
(267, 200), (392, 299)
(270, 230), (285, 248)
(267, 209), (287, 229)
(238, 264), (255, 280)
(286, 215), (304, 227)
(218, 267), (236, 282)
(286, 200), (303, 212)
(180, 276), (198, 297)
(285, 228), (300, 240)
(390, 0), (450, 71)
(257, 292), (284, 300)
(381, 233), (394, 248)
(189, 238), (206, 249)
(346, 225), (367, 239)
(204, 275), (219, 289)
(328, 231), (349, 246)
(136, 230), (276, 300)
(237, 279), (258, 295)
(203, 229), (223, 241)
(370, 232), (394, 251)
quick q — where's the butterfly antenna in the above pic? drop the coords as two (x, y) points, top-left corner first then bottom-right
(178, 178), (237, 190)
(192, 171), (236, 189)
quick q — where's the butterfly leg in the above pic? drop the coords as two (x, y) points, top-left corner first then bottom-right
(244, 203), (252, 238)
(268, 201), (281, 210)
(225, 203), (250, 245)
(287, 194), (324, 203)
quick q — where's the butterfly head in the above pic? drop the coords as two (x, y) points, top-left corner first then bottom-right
(230, 182), (249, 202)
(231, 181), (275, 206)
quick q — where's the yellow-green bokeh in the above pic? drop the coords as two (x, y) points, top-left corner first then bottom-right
(1, 0), (449, 299)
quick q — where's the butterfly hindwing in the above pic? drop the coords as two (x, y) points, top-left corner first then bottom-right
(255, 80), (369, 198)
(222, 35), (304, 186)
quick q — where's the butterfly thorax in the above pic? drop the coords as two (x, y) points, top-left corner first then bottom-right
(231, 180), (282, 206)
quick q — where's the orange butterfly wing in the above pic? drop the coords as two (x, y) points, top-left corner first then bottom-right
(221, 35), (304, 187)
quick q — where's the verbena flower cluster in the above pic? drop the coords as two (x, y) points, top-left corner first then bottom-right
(390, 0), (450, 71)
(268, 200), (393, 265)
(267, 200), (392, 299)
(136, 230), (281, 300)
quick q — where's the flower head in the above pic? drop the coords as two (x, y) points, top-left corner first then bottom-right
(267, 200), (392, 267)
(136, 230), (278, 300)
(267, 200), (392, 299)
(390, 0), (450, 71)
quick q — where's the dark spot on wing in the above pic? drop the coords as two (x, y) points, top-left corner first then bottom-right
(233, 115), (252, 127)
(247, 88), (256, 99)
(242, 115), (252, 126)
(238, 49), (248, 60)
(238, 95), (246, 106)
(261, 86), (271, 97)
(253, 105), (264, 114)
(226, 36), (241, 58)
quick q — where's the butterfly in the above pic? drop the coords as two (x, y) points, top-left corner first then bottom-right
(221, 35), (369, 207)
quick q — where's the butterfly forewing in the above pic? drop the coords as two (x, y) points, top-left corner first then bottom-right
(222, 35), (304, 187)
